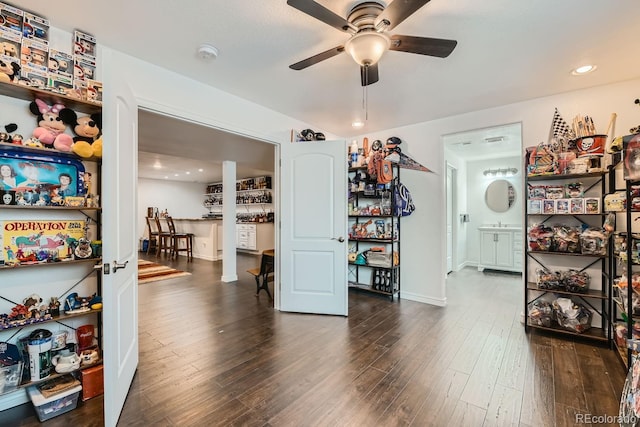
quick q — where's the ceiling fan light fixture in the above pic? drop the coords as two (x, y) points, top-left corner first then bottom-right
(344, 31), (390, 66)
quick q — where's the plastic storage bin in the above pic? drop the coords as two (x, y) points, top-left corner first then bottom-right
(27, 383), (82, 422)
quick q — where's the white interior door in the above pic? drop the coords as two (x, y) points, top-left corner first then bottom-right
(101, 50), (139, 427)
(446, 165), (454, 273)
(280, 140), (347, 315)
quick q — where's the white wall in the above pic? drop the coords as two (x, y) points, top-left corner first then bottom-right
(137, 178), (207, 239)
(359, 77), (640, 307)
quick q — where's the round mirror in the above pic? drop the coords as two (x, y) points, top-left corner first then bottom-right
(485, 180), (516, 212)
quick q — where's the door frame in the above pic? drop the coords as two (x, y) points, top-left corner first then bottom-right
(135, 100), (281, 305)
(445, 162), (457, 274)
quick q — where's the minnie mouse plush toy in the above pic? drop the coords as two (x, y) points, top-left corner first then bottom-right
(29, 99), (74, 152)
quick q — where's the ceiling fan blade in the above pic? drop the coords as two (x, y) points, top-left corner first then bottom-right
(389, 35), (457, 57)
(360, 63), (379, 86)
(375, 0), (431, 31)
(287, 0), (353, 32)
(289, 46), (345, 70)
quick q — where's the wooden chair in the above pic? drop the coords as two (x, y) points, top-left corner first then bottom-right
(145, 217), (159, 255)
(247, 249), (274, 300)
(155, 217), (172, 256)
(166, 216), (194, 261)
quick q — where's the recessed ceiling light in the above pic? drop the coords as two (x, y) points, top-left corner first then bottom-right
(186, 171), (191, 175)
(174, 173), (179, 177)
(164, 176), (168, 179)
(198, 168), (204, 172)
(153, 161), (162, 169)
(572, 64), (596, 75)
(352, 121), (364, 128)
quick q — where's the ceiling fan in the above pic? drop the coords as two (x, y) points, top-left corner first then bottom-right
(287, 0), (457, 86)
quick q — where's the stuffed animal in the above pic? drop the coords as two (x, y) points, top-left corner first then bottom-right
(0, 123), (18, 143)
(60, 110), (102, 158)
(0, 57), (20, 83)
(28, 99), (74, 152)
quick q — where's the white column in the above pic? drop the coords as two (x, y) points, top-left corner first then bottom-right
(221, 161), (238, 282)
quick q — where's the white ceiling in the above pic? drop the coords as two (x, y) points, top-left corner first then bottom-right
(15, 0), (640, 181)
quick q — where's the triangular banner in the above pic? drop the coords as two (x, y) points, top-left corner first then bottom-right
(387, 152), (432, 172)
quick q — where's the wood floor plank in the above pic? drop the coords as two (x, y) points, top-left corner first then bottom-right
(482, 383), (523, 427)
(1, 260), (628, 426)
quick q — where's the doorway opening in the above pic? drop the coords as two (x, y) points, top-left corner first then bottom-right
(442, 122), (523, 274)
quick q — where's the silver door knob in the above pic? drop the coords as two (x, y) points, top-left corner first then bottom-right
(332, 237), (345, 242)
(112, 260), (129, 273)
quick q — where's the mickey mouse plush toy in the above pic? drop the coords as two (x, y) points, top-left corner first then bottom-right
(60, 110), (102, 158)
(0, 58), (20, 83)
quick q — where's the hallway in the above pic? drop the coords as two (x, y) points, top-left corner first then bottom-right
(5, 258), (625, 426)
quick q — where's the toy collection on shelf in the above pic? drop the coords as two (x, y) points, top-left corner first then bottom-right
(524, 108), (619, 336)
(0, 2), (102, 103)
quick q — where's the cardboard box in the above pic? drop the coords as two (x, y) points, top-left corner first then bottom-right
(73, 55), (96, 81)
(48, 48), (72, 77)
(20, 64), (47, 88)
(80, 364), (103, 401)
(22, 11), (48, 43)
(0, 2), (23, 36)
(20, 37), (47, 70)
(0, 53), (20, 83)
(0, 26), (20, 59)
(86, 79), (102, 104)
(73, 29), (96, 60)
(47, 72), (73, 96)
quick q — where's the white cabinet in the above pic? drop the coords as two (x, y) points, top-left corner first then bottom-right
(236, 224), (256, 250)
(236, 223), (274, 253)
(478, 227), (522, 272)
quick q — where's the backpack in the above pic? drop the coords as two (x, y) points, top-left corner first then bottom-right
(393, 180), (415, 217)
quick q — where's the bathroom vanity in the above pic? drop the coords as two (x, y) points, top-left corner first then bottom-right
(478, 225), (523, 273)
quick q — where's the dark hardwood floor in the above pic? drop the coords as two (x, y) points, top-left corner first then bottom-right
(3, 256), (626, 426)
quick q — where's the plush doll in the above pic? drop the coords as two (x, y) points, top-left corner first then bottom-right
(60, 110), (102, 158)
(0, 57), (20, 83)
(29, 99), (75, 152)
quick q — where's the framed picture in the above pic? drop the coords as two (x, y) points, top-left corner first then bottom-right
(0, 148), (86, 206)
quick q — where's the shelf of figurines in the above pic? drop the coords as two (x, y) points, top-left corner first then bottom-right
(0, 205), (100, 211)
(349, 238), (398, 244)
(527, 250), (607, 259)
(0, 80), (101, 115)
(0, 257), (101, 271)
(0, 142), (102, 163)
(0, 307), (102, 333)
(349, 262), (400, 270)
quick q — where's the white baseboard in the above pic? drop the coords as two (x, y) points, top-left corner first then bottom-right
(400, 291), (447, 307)
(221, 274), (238, 282)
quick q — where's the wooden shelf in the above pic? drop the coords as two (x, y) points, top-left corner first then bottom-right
(527, 250), (607, 258)
(0, 308), (102, 332)
(349, 262), (399, 270)
(348, 281), (398, 297)
(0, 81), (101, 114)
(526, 282), (607, 299)
(526, 322), (608, 342)
(0, 205), (101, 211)
(0, 257), (101, 271)
(527, 171), (606, 181)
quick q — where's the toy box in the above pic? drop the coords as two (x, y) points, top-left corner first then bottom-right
(20, 64), (47, 89)
(48, 49), (72, 77)
(0, 53), (19, 82)
(73, 30), (96, 60)
(86, 79), (102, 104)
(20, 37), (47, 71)
(80, 363), (103, 401)
(27, 383), (82, 422)
(555, 199), (569, 214)
(22, 12), (48, 43)
(47, 72), (73, 96)
(0, 26), (20, 59)
(0, 2), (23, 36)
(73, 55), (96, 81)
(584, 197), (600, 214)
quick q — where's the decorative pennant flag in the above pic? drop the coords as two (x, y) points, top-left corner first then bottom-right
(385, 151), (432, 172)
(549, 108), (575, 144)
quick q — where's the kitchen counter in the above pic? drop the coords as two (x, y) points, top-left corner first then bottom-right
(172, 218), (222, 261)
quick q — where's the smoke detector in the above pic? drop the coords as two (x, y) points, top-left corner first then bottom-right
(197, 44), (219, 60)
